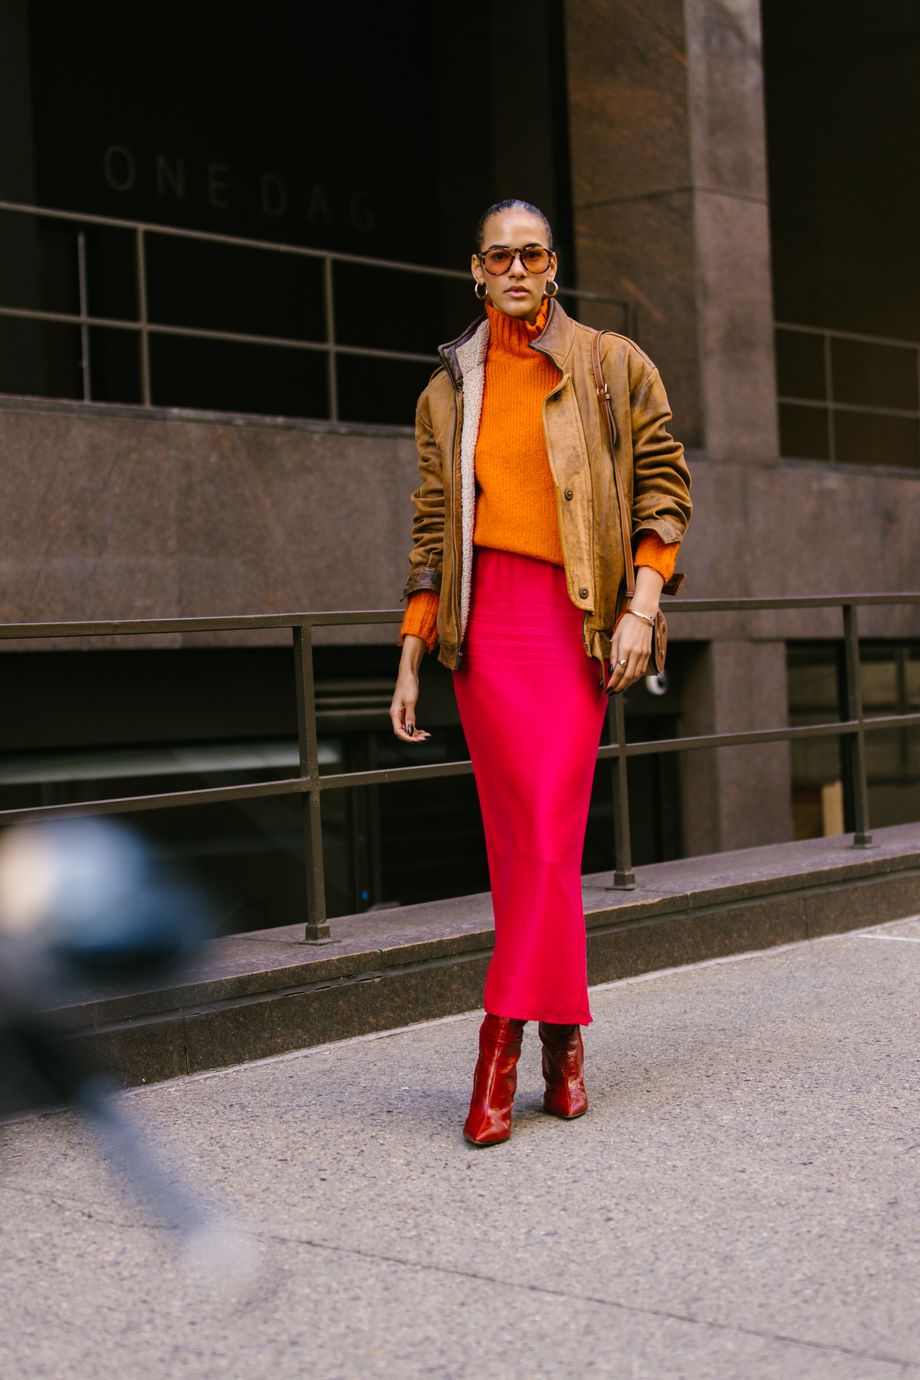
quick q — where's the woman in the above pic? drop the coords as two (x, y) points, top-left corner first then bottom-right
(389, 199), (692, 1146)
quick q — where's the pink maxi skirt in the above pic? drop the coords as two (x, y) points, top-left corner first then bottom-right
(451, 546), (610, 1026)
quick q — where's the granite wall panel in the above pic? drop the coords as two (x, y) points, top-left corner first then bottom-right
(0, 404), (420, 653)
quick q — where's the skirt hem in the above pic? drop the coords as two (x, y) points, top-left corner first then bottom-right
(484, 1006), (593, 1026)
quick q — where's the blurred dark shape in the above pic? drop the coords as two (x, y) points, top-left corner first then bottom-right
(1, 811), (217, 1115)
(0, 816), (258, 1287)
(0, 814), (217, 1115)
(0, 813), (214, 981)
(0, 813), (216, 1112)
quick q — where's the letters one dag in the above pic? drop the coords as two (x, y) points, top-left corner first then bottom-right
(102, 144), (376, 232)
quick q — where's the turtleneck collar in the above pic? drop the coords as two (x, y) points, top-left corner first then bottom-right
(484, 295), (550, 354)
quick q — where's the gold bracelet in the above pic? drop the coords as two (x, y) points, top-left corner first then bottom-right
(625, 606), (656, 626)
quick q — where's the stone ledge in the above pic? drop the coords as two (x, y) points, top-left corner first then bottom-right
(0, 392), (415, 439)
(48, 822), (920, 1087)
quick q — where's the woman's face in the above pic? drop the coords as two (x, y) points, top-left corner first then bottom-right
(471, 209), (558, 325)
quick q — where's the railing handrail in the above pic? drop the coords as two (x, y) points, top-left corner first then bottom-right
(0, 197), (635, 420)
(775, 319), (920, 353)
(0, 198), (624, 300)
(0, 592), (918, 643)
(5, 198), (917, 446)
(1, 592), (919, 938)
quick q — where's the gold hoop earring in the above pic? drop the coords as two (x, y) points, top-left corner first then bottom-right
(474, 281), (488, 300)
(545, 280), (559, 299)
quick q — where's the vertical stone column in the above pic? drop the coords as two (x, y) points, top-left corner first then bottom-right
(565, 0), (790, 854)
(680, 641), (793, 855)
(683, 0), (779, 465)
(564, 0), (779, 462)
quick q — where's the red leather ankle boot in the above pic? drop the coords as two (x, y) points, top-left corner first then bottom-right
(463, 1014), (527, 1146)
(538, 1022), (588, 1118)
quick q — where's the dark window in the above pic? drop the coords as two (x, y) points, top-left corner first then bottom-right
(764, 3), (920, 469)
(0, 1), (574, 424)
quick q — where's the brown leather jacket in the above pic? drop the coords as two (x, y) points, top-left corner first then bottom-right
(400, 297), (693, 687)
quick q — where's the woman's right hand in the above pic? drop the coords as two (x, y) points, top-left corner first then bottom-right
(390, 642), (432, 743)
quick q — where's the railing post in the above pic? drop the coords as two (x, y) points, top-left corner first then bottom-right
(135, 226), (152, 406)
(841, 601), (875, 848)
(823, 330), (835, 462)
(606, 693), (636, 889)
(293, 622), (333, 942)
(76, 230), (92, 401)
(323, 256), (338, 422)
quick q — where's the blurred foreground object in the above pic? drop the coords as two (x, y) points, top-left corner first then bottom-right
(0, 813), (211, 979)
(0, 816), (260, 1290)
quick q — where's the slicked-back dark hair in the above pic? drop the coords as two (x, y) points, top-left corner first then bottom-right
(474, 199), (554, 252)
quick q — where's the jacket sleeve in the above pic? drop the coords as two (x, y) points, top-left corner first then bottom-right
(400, 387), (446, 602)
(629, 365), (692, 550)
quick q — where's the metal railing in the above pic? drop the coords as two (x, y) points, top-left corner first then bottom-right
(4, 202), (917, 452)
(0, 200), (634, 422)
(1, 594), (919, 942)
(775, 320), (920, 467)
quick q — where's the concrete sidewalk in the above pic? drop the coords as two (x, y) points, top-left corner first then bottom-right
(2, 916), (920, 1379)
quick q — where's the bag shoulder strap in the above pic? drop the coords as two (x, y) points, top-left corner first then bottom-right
(592, 330), (634, 599)
(592, 329), (686, 598)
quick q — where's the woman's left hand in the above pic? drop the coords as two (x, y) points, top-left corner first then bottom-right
(606, 612), (653, 694)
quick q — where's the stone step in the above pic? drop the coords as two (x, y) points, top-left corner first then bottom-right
(43, 822), (920, 1089)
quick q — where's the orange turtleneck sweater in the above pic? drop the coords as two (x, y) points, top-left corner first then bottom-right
(399, 297), (679, 653)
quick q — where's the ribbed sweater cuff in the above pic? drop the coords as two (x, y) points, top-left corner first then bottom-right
(398, 590), (439, 652)
(634, 532), (680, 583)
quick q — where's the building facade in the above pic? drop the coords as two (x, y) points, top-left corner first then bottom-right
(1, 1), (918, 929)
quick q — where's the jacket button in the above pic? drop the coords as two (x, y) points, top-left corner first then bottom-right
(564, 488), (573, 500)
(579, 586), (589, 598)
